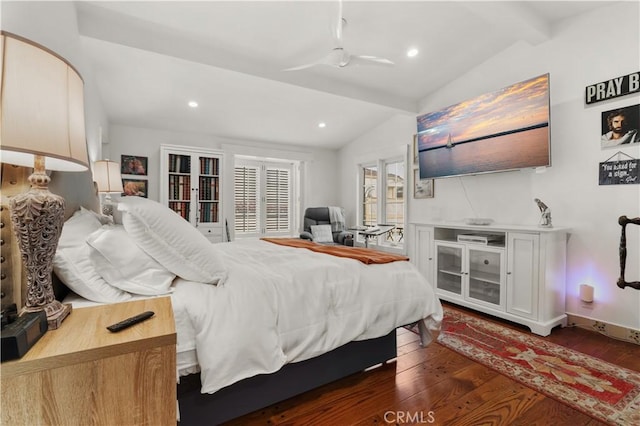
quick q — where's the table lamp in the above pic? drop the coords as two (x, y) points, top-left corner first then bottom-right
(93, 160), (124, 216)
(0, 32), (89, 329)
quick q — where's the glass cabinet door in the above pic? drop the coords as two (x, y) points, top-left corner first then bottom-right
(467, 247), (504, 308)
(167, 154), (192, 221)
(197, 155), (220, 225)
(436, 243), (463, 296)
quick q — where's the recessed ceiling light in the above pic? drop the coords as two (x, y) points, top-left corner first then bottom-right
(318, 122), (326, 128)
(188, 101), (198, 108)
(407, 48), (419, 58)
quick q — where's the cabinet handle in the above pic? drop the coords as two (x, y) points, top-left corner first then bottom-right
(507, 272), (512, 275)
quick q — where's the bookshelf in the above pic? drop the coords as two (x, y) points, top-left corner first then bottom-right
(160, 145), (224, 243)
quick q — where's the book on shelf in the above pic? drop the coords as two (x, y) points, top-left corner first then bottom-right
(169, 154), (191, 174)
(197, 176), (219, 201)
(169, 202), (190, 220)
(169, 175), (192, 201)
(199, 157), (219, 176)
(198, 202), (218, 223)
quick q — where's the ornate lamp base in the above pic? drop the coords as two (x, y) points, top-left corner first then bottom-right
(23, 299), (73, 330)
(9, 157), (70, 330)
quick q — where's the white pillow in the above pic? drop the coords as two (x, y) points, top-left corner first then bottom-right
(311, 224), (334, 243)
(117, 197), (226, 284)
(57, 207), (103, 250)
(87, 225), (176, 296)
(53, 245), (132, 303)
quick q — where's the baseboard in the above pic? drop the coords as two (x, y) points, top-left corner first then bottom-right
(566, 313), (640, 345)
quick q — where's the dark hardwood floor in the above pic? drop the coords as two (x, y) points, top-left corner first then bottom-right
(227, 303), (639, 426)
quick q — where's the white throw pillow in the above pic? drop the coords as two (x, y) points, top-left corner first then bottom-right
(53, 245), (132, 303)
(310, 224), (334, 243)
(57, 207), (103, 250)
(87, 225), (176, 296)
(117, 197), (226, 284)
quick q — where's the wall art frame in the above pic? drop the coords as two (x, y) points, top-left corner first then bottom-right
(414, 169), (434, 199)
(121, 155), (148, 176)
(600, 103), (640, 149)
(122, 178), (148, 198)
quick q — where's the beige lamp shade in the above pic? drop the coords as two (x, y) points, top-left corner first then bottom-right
(0, 32), (89, 171)
(93, 160), (124, 193)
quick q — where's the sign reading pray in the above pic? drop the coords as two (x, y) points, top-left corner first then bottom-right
(586, 71), (640, 105)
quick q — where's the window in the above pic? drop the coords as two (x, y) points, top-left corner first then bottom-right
(234, 158), (295, 238)
(362, 164), (378, 226)
(385, 160), (404, 228)
(359, 157), (405, 247)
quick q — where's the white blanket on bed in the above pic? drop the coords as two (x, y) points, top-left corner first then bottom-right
(170, 239), (443, 394)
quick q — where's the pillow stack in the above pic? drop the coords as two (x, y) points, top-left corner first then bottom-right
(53, 199), (227, 304)
(53, 208), (132, 303)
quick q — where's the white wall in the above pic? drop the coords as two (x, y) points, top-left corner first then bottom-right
(106, 124), (340, 231)
(339, 2), (640, 331)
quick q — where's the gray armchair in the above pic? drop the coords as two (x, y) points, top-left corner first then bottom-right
(300, 207), (354, 246)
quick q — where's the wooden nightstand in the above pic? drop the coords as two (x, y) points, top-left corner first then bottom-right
(1, 297), (177, 425)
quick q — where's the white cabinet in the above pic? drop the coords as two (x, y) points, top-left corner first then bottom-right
(412, 222), (567, 336)
(160, 145), (224, 243)
(506, 232), (539, 320)
(409, 224), (434, 286)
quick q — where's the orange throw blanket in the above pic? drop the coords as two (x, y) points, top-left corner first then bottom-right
(261, 238), (409, 265)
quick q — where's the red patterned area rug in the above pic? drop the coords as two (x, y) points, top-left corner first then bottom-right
(435, 308), (640, 426)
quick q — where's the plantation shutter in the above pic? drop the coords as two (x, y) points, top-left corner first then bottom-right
(265, 167), (290, 233)
(234, 165), (260, 234)
(234, 160), (294, 237)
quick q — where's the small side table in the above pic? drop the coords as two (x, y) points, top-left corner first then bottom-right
(358, 225), (396, 248)
(1, 297), (177, 425)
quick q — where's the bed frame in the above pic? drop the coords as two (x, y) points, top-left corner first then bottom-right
(177, 330), (397, 425)
(52, 271), (398, 425)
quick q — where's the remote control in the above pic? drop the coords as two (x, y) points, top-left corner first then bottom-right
(107, 311), (155, 332)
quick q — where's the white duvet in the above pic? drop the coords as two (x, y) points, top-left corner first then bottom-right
(170, 239), (443, 394)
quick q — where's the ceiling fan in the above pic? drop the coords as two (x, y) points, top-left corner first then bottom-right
(284, 0), (394, 71)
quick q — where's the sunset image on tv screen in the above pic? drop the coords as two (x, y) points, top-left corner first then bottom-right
(417, 74), (550, 179)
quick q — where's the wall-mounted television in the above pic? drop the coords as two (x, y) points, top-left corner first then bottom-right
(417, 74), (550, 180)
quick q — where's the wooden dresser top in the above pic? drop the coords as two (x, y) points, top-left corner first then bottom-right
(1, 296), (176, 378)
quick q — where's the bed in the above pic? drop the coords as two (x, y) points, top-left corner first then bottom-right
(52, 196), (443, 424)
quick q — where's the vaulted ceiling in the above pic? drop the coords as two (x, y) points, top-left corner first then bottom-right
(76, 1), (610, 149)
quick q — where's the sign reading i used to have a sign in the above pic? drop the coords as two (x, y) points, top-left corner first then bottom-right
(586, 71), (640, 105)
(599, 159), (639, 185)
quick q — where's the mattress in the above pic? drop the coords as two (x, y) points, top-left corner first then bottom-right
(64, 238), (443, 394)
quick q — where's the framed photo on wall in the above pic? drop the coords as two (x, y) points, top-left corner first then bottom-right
(121, 155), (148, 175)
(122, 179), (147, 198)
(600, 103), (640, 149)
(414, 169), (434, 199)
